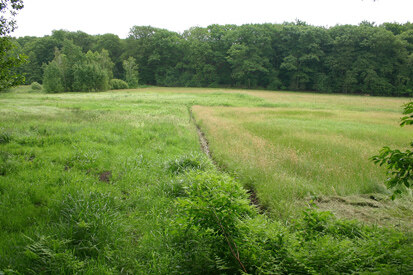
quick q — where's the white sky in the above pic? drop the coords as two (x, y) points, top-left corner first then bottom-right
(12, 0), (413, 38)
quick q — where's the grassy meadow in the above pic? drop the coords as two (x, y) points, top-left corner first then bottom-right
(193, 92), (413, 222)
(0, 86), (412, 273)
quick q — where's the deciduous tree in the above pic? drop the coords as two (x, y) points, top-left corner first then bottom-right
(0, 0), (25, 90)
(123, 56), (139, 88)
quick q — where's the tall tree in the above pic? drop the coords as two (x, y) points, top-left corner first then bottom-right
(43, 40), (113, 92)
(122, 56), (139, 88)
(93, 33), (124, 78)
(0, 0), (24, 35)
(13, 23), (413, 96)
(125, 26), (183, 85)
(0, 0), (25, 90)
(181, 27), (218, 87)
(17, 36), (59, 84)
(226, 24), (272, 88)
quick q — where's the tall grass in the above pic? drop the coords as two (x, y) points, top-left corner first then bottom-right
(1, 87), (412, 273)
(192, 92), (412, 219)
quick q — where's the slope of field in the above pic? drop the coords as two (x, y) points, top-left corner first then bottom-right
(1, 87), (412, 273)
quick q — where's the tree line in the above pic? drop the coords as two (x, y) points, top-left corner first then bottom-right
(14, 21), (413, 96)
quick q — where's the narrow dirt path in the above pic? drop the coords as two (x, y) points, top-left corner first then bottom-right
(188, 105), (263, 210)
(188, 106), (211, 159)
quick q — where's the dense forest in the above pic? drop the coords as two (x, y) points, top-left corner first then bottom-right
(14, 21), (413, 96)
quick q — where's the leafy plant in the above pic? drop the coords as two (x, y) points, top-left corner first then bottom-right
(24, 235), (85, 274)
(0, 1), (25, 91)
(371, 102), (413, 198)
(109, 79), (128, 90)
(400, 101), (413, 127)
(176, 171), (254, 272)
(30, 81), (42, 91)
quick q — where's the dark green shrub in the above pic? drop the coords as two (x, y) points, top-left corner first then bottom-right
(175, 171), (255, 272)
(267, 77), (282, 90)
(73, 62), (109, 92)
(109, 79), (129, 90)
(30, 81), (42, 91)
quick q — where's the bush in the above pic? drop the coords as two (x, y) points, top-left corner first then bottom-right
(109, 79), (129, 90)
(174, 171), (255, 273)
(172, 171), (413, 274)
(30, 82), (42, 91)
(73, 62), (109, 92)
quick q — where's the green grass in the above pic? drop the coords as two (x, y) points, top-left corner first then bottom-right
(192, 92), (413, 220)
(0, 87), (207, 273)
(0, 86), (412, 273)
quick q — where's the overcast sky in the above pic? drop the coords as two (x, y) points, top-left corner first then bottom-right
(12, 0), (413, 38)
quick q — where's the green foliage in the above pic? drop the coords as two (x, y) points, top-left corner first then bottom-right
(401, 101), (413, 127)
(291, 207), (412, 274)
(16, 22), (413, 95)
(175, 171), (255, 272)
(109, 78), (128, 90)
(24, 236), (85, 274)
(122, 56), (139, 88)
(174, 171), (412, 273)
(177, 171), (254, 231)
(30, 81), (42, 91)
(43, 41), (113, 93)
(42, 58), (64, 93)
(298, 207), (364, 240)
(372, 144), (412, 197)
(0, 37), (26, 90)
(20, 191), (124, 274)
(73, 62), (109, 92)
(17, 36), (61, 84)
(371, 101), (413, 198)
(0, 0), (24, 36)
(55, 191), (123, 258)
